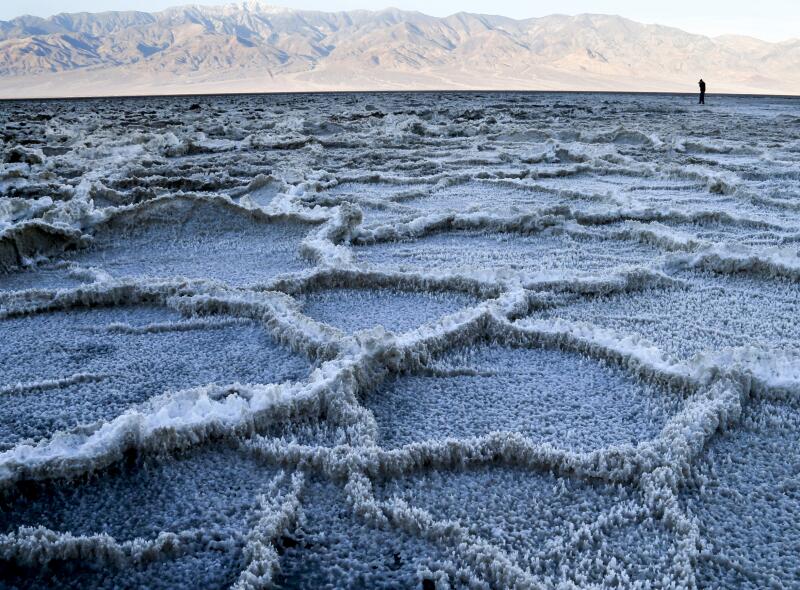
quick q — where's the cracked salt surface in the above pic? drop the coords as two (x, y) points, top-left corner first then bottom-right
(1, 91), (799, 589)
(681, 400), (800, 589)
(0, 444), (278, 589)
(375, 466), (675, 587)
(274, 478), (452, 590)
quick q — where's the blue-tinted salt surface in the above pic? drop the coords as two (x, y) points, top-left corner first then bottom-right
(354, 229), (663, 277)
(0, 305), (310, 447)
(682, 400), (800, 589)
(295, 287), (480, 334)
(539, 271), (800, 360)
(0, 444), (279, 589)
(66, 201), (315, 286)
(274, 478), (452, 590)
(376, 466), (675, 587)
(2, 91), (799, 589)
(367, 342), (681, 450)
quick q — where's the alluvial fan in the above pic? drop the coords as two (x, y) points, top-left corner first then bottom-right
(1, 92), (799, 589)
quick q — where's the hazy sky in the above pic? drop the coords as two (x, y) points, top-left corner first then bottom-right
(2, 1), (798, 42)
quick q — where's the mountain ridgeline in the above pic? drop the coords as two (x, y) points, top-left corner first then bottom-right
(1, 1), (798, 97)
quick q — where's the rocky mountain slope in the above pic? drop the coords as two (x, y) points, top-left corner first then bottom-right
(1, 1), (798, 97)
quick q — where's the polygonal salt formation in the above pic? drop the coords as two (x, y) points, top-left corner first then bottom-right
(375, 466), (676, 588)
(0, 304), (311, 447)
(274, 478), (452, 589)
(0, 445), (281, 589)
(681, 399), (800, 589)
(65, 198), (316, 286)
(392, 180), (568, 215)
(0, 264), (87, 293)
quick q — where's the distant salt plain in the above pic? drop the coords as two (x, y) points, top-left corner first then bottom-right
(1, 92), (799, 589)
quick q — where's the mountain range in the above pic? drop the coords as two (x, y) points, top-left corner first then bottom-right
(1, 1), (799, 98)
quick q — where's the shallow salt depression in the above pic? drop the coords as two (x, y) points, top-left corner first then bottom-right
(294, 287), (481, 334)
(353, 228), (665, 279)
(366, 341), (683, 450)
(63, 199), (317, 286)
(2, 91), (799, 588)
(538, 270), (800, 360)
(0, 304), (311, 447)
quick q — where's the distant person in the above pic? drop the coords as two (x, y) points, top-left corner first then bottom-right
(698, 79), (706, 104)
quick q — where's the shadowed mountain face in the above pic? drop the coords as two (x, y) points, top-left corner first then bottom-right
(0, 2), (799, 97)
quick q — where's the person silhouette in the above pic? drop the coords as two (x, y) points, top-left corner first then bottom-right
(699, 79), (706, 104)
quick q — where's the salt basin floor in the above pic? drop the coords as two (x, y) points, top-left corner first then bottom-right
(1, 91), (799, 589)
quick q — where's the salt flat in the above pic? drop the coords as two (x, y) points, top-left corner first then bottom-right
(1, 92), (799, 589)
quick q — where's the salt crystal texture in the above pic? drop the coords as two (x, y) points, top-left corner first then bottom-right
(1, 92), (798, 589)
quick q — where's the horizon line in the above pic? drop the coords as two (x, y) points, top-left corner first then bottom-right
(3, 89), (800, 103)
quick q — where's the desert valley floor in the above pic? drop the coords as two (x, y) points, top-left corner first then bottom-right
(0, 92), (799, 589)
